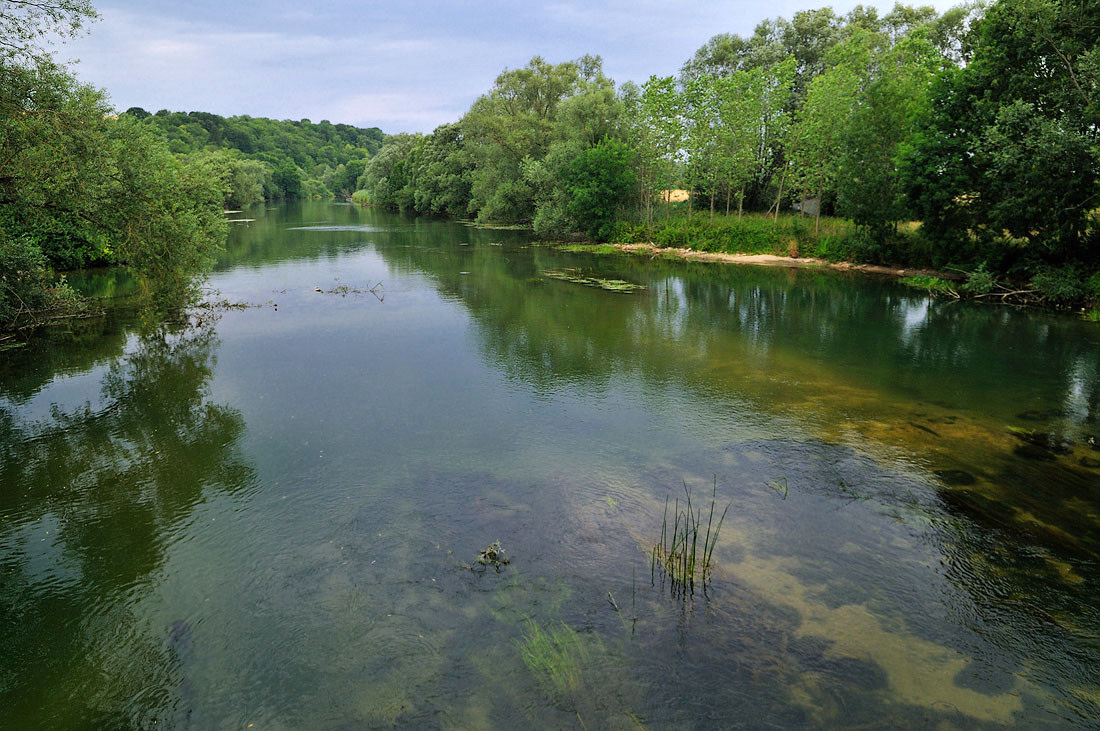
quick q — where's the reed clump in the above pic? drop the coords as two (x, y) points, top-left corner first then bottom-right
(651, 478), (730, 597)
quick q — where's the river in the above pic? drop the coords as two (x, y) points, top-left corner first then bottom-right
(2, 201), (1098, 728)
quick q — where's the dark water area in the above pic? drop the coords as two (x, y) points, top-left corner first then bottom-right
(2, 201), (1098, 728)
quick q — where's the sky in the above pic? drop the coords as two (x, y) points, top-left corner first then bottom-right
(57, 0), (962, 134)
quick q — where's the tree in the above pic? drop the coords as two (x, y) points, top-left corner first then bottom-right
(836, 33), (941, 242)
(0, 0), (97, 62)
(682, 74), (722, 220)
(0, 59), (225, 311)
(272, 162), (302, 199)
(901, 0), (1100, 262)
(787, 36), (870, 235)
(563, 137), (636, 241)
(461, 56), (594, 223)
(624, 76), (684, 225)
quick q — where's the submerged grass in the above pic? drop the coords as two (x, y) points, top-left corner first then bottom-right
(518, 619), (590, 728)
(651, 478), (730, 597)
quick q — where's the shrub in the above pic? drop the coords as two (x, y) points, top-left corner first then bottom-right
(961, 263), (997, 295)
(0, 237), (80, 329)
(1031, 264), (1086, 304)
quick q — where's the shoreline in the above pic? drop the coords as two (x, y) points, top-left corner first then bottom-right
(607, 242), (960, 280)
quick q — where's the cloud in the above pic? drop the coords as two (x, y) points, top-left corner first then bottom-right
(57, 0), (967, 133)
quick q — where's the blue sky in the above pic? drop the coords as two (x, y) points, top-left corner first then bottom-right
(58, 0), (961, 134)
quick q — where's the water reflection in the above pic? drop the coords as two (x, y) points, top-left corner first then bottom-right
(4, 202), (1097, 727)
(368, 225), (1100, 724)
(0, 320), (256, 727)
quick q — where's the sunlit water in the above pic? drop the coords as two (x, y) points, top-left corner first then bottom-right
(2, 201), (1099, 728)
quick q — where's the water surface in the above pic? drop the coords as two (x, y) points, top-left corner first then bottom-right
(2, 201), (1098, 728)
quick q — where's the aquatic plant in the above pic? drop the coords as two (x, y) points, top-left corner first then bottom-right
(541, 268), (645, 293)
(651, 478), (730, 597)
(518, 620), (586, 696)
(555, 244), (621, 255)
(517, 618), (589, 730)
(765, 477), (788, 499)
(469, 540), (510, 572)
(607, 566), (637, 636)
(900, 275), (958, 297)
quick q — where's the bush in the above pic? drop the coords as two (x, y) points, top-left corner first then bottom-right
(961, 263), (997, 295)
(1031, 264), (1086, 304)
(0, 237), (80, 329)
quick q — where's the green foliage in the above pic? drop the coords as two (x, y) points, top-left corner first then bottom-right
(0, 0), (97, 63)
(272, 161), (302, 199)
(186, 150), (272, 209)
(960, 263), (997, 295)
(651, 480), (730, 597)
(517, 620), (587, 700)
(563, 137), (635, 240)
(901, 0), (1100, 262)
(0, 237), (80, 327)
(1031, 264), (1087, 304)
(900, 275), (956, 294)
(0, 56), (226, 324)
(1087, 272), (1100, 300)
(127, 109), (379, 201)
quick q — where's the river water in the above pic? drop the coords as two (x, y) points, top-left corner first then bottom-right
(2, 201), (1098, 728)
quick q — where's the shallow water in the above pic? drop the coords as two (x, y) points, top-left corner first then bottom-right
(2, 201), (1098, 728)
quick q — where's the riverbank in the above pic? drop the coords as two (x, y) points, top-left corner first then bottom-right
(609, 242), (958, 280)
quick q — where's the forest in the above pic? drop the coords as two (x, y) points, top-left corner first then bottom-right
(357, 0), (1100, 307)
(2, 0), (1099, 333)
(0, 0), (384, 330)
(123, 108), (384, 205)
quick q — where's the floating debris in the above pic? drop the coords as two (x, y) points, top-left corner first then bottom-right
(541, 268), (645, 293)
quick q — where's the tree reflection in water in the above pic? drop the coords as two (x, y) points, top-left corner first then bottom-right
(0, 319), (256, 727)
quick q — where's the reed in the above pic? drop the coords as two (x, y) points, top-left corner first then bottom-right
(651, 477), (730, 597)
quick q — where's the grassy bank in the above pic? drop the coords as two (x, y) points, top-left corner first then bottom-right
(602, 212), (1100, 315)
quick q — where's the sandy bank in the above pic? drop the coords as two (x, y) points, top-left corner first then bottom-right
(611, 243), (957, 280)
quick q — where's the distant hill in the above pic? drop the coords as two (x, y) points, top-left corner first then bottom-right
(122, 108), (386, 200)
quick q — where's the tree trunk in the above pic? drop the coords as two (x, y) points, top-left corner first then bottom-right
(725, 186), (731, 216)
(738, 185), (744, 220)
(772, 167), (786, 223)
(815, 190), (822, 238)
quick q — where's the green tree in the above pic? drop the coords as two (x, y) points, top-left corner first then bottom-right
(625, 75), (683, 225)
(461, 56), (594, 223)
(836, 33), (941, 242)
(272, 161), (303, 199)
(787, 36), (870, 234)
(0, 57), (226, 317)
(563, 137), (636, 241)
(901, 0), (1100, 262)
(0, 0), (96, 62)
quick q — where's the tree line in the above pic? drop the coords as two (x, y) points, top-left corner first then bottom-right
(0, 0), (386, 331)
(123, 108), (383, 206)
(1, 0), (229, 328)
(358, 0), (1099, 306)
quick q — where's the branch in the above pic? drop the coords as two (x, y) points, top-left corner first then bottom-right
(1041, 33), (1094, 110)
